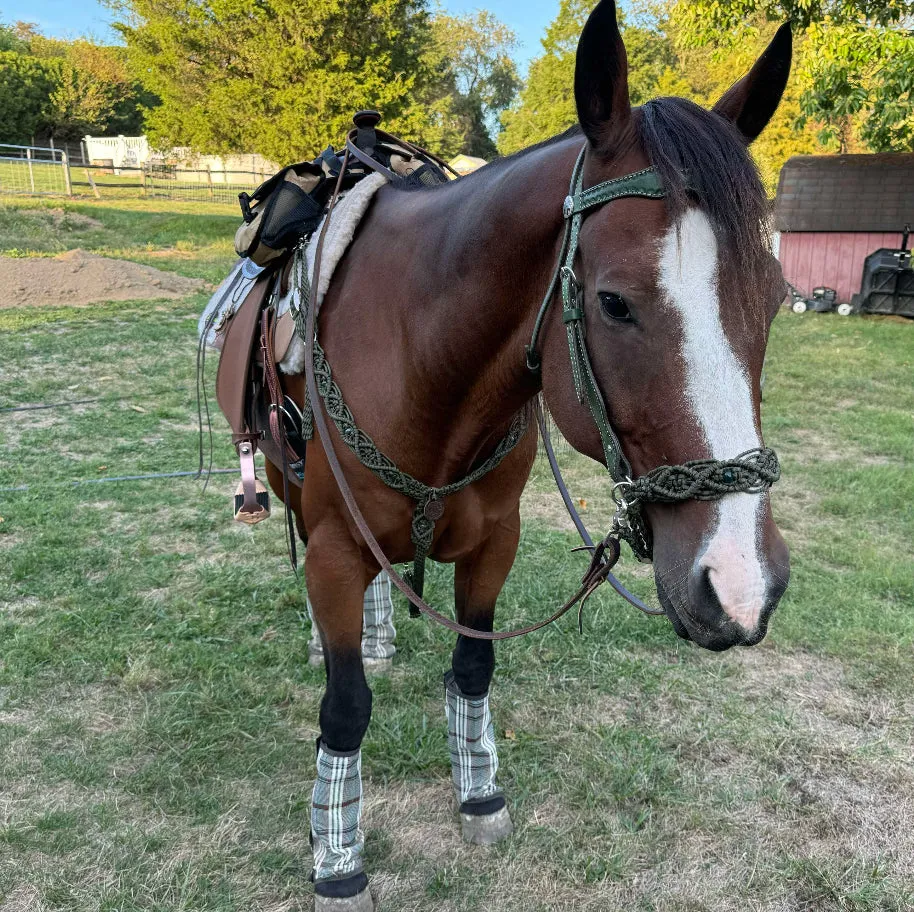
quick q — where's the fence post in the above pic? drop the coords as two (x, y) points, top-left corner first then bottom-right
(61, 152), (72, 196)
(140, 166), (147, 198)
(26, 147), (35, 193)
(85, 169), (100, 199)
(207, 165), (215, 201)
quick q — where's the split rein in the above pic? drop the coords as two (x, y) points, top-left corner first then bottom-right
(297, 145), (781, 641)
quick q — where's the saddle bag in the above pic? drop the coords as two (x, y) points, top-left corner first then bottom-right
(235, 160), (329, 267)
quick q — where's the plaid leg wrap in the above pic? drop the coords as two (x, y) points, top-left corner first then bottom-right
(311, 742), (364, 883)
(307, 572), (395, 660)
(444, 671), (502, 805)
(362, 572), (396, 660)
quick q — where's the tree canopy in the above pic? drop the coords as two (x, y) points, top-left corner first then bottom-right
(0, 22), (150, 145)
(499, 0), (675, 154)
(498, 1), (819, 190)
(677, 0), (914, 152)
(1, 0), (908, 173)
(499, 0), (908, 190)
(432, 11), (521, 158)
(110, 0), (518, 163)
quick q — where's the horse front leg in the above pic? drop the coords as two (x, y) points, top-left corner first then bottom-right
(447, 515), (520, 846)
(305, 533), (377, 911)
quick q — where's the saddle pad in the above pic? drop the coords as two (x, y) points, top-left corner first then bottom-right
(276, 172), (388, 374)
(198, 171), (387, 373)
(198, 258), (267, 348)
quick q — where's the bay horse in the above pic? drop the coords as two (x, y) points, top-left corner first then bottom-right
(263, 1), (792, 905)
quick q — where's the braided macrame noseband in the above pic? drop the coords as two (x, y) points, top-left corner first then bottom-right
(527, 146), (781, 561)
(629, 448), (781, 503)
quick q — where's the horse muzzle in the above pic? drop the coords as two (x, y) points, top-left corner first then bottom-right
(656, 549), (790, 652)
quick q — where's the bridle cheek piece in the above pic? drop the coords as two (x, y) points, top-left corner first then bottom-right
(526, 146), (781, 562)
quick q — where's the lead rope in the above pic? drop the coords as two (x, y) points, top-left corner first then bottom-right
(534, 399), (663, 617)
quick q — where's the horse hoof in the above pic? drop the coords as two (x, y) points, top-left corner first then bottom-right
(362, 656), (393, 676)
(460, 804), (513, 846)
(314, 886), (377, 911)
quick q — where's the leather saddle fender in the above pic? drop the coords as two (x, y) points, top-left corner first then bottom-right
(215, 273), (273, 523)
(215, 273), (271, 438)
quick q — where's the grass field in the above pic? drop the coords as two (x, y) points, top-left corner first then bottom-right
(1, 196), (913, 912)
(0, 161), (259, 205)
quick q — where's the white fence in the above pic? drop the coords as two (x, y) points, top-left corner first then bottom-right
(83, 135), (278, 184)
(0, 144), (72, 196)
(83, 135), (151, 171)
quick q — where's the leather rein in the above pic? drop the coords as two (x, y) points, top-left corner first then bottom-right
(299, 143), (780, 640)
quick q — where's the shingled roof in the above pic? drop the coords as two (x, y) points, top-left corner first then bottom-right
(775, 154), (914, 233)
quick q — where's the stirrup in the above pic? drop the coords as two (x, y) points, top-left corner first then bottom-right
(233, 439), (271, 525)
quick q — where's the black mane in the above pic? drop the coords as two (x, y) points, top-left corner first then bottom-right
(393, 96), (770, 276)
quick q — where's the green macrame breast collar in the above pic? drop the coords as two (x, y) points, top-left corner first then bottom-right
(290, 252), (529, 601)
(525, 146), (781, 560)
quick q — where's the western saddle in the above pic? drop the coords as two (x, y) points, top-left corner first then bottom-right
(207, 112), (453, 546)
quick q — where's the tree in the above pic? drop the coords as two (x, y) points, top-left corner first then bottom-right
(0, 49), (57, 144)
(656, 11), (825, 190)
(430, 12), (520, 158)
(676, 0), (914, 152)
(499, 0), (830, 191)
(0, 22), (151, 144)
(675, 0), (908, 34)
(34, 39), (146, 141)
(0, 21), (30, 53)
(110, 0), (515, 162)
(498, 0), (675, 155)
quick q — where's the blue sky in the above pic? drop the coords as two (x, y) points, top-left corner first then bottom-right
(1, 0), (560, 67)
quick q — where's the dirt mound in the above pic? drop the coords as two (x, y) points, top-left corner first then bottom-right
(0, 249), (208, 309)
(45, 208), (105, 230)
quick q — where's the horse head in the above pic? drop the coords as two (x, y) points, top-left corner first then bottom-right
(542, 0), (791, 651)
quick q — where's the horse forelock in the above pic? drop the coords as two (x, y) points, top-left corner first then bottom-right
(637, 97), (771, 286)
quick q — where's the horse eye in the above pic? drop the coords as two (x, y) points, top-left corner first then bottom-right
(599, 292), (634, 323)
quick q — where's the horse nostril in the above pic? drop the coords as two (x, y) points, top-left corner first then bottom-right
(697, 564), (717, 605)
(690, 563), (759, 644)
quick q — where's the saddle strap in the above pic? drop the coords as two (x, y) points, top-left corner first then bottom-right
(302, 152), (647, 641)
(261, 307), (300, 467)
(260, 306), (299, 568)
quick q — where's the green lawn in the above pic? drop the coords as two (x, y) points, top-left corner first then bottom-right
(1, 198), (913, 911)
(0, 161), (257, 205)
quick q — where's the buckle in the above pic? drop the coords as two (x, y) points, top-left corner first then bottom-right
(563, 195), (575, 219)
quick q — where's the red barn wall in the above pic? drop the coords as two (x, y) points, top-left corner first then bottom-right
(779, 232), (904, 304)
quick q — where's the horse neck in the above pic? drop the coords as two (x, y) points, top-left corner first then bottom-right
(391, 137), (581, 449)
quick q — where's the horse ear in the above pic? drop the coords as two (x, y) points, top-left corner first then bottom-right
(713, 23), (793, 144)
(574, 0), (631, 152)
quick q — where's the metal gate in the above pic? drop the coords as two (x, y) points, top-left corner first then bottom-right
(0, 144), (72, 196)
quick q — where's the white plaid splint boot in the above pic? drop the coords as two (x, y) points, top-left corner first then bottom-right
(444, 670), (514, 845)
(311, 738), (376, 910)
(308, 572), (396, 674)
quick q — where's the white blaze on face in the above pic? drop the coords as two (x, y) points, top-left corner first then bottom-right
(658, 209), (768, 633)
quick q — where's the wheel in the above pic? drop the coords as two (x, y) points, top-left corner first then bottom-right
(792, 299), (807, 314)
(836, 302), (853, 317)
